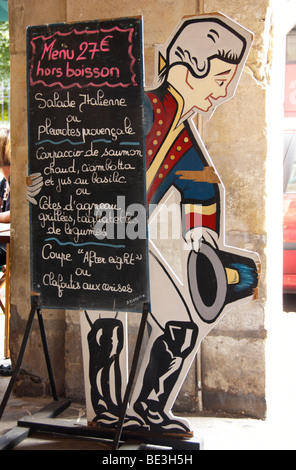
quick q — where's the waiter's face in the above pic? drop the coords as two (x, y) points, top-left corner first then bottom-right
(184, 58), (238, 113)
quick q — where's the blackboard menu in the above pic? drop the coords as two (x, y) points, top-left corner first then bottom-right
(27, 18), (149, 312)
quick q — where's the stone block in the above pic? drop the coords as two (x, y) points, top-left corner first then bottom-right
(66, 0), (197, 46)
(201, 334), (266, 417)
(9, 0), (67, 54)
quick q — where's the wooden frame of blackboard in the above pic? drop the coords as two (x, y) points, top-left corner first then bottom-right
(26, 17), (150, 314)
(0, 17), (156, 452)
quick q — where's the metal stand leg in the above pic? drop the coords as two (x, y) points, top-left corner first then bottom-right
(112, 302), (149, 450)
(36, 308), (58, 401)
(0, 295), (58, 419)
(0, 296), (39, 420)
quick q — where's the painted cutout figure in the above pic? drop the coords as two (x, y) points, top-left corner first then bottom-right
(81, 13), (260, 435)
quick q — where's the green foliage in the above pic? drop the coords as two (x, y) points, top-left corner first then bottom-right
(0, 21), (9, 122)
(0, 21), (9, 82)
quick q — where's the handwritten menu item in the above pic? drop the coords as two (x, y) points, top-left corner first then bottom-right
(27, 18), (149, 312)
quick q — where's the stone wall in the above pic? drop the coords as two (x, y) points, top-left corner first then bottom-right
(200, 0), (270, 418)
(7, 0), (284, 418)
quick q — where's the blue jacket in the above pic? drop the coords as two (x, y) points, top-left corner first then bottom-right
(144, 86), (220, 234)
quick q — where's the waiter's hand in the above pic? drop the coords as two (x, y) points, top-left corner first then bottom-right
(185, 227), (218, 252)
(26, 173), (43, 205)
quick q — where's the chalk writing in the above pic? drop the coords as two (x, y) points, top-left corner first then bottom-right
(29, 25), (138, 88)
(27, 18), (149, 311)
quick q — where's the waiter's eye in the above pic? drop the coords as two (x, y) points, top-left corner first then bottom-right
(215, 79), (226, 87)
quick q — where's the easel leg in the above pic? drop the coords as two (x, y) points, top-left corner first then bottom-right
(0, 296), (39, 420)
(112, 303), (149, 450)
(36, 308), (58, 401)
(0, 295), (59, 419)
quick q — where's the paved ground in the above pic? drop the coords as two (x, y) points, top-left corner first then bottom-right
(0, 373), (295, 451)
